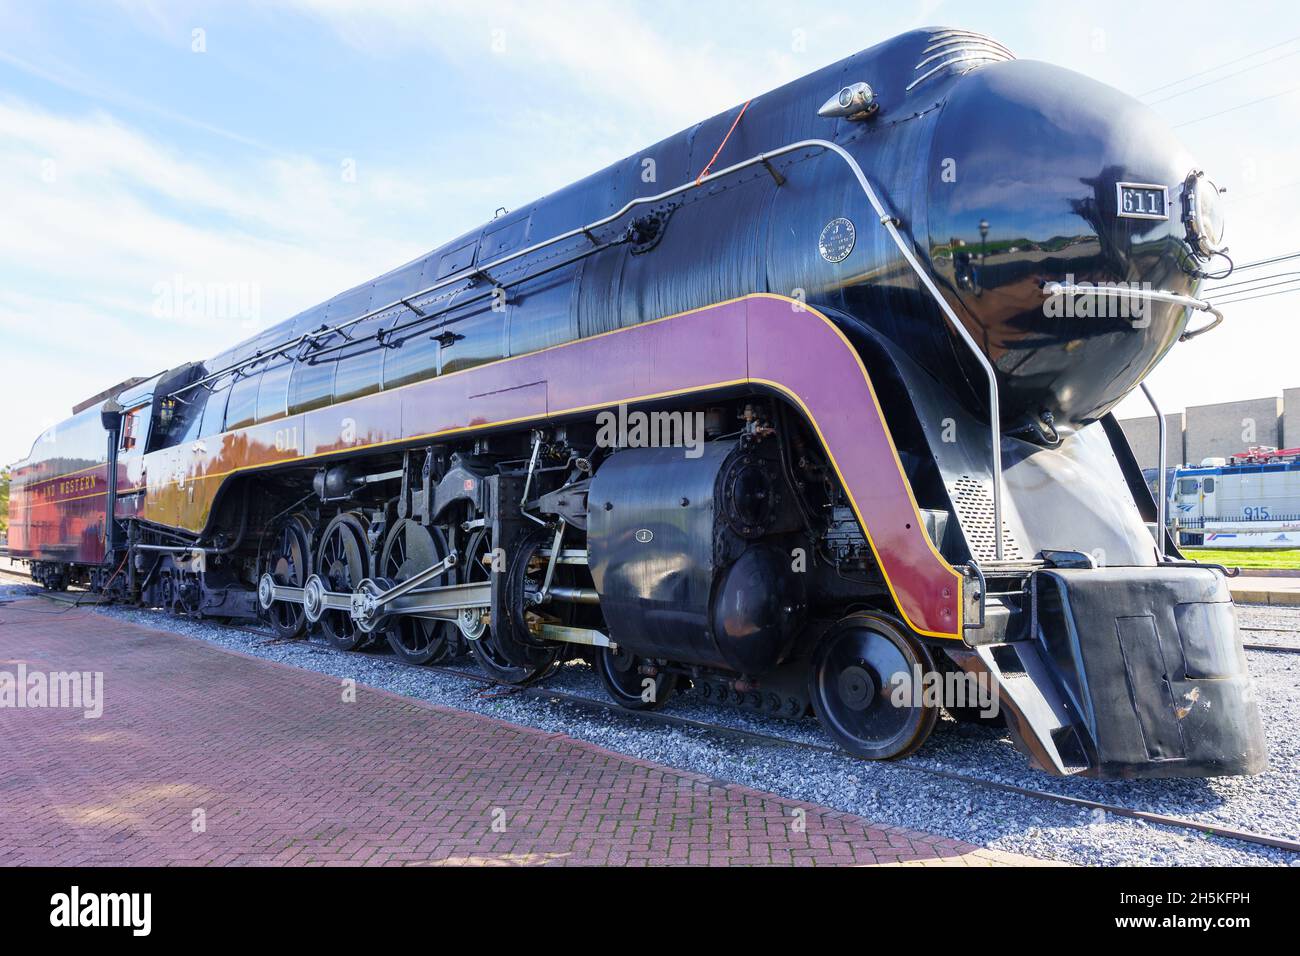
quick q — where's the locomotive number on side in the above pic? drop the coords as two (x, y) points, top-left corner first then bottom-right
(274, 425), (300, 453)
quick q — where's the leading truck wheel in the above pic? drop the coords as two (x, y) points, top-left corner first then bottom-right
(595, 645), (676, 711)
(808, 612), (938, 761)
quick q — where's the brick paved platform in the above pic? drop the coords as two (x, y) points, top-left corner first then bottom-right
(0, 598), (1050, 866)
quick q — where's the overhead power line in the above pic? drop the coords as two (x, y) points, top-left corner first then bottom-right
(1206, 285), (1300, 307)
(1146, 48), (1300, 105)
(1205, 270), (1300, 292)
(1139, 35), (1300, 97)
(1206, 277), (1300, 301)
(1172, 84), (1300, 128)
(1230, 251), (1300, 272)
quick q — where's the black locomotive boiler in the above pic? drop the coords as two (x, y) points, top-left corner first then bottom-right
(9, 27), (1265, 778)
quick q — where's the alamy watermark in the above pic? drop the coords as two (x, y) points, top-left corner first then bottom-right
(889, 665), (999, 719)
(1043, 274), (1152, 326)
(595, 404), (705, 459)
(0, 664), (103, 718)
(152, 274), (261, 326)
(50, 886), (150, 936)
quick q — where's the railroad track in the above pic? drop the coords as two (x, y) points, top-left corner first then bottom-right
(1243, 641), (1300, 653)
(1240, 624), (1300, 652)
(8, 576), (1300, 855)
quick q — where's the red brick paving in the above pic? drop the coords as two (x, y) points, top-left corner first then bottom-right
(0, 598), (1050, 866)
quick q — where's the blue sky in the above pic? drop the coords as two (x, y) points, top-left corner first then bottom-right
(1, 0), (1297, 465)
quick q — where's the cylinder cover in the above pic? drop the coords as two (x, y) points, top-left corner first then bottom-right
(587, 440), (805, 674)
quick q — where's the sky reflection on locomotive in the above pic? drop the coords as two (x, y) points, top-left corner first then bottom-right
(0, 0), (1296, 466)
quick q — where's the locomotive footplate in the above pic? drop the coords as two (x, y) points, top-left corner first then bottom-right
(947, 565), (1268, 779)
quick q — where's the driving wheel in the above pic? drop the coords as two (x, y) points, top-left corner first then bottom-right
(379, 519), (461, 665)
(265, 514), (313, 640)
(316, 511), (372, 651)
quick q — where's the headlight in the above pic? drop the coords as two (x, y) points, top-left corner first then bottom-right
(817, 82), (878, 120)
(1182, 169), (1226, 257)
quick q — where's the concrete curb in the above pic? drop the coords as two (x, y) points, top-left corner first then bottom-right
(1229, 584), (1300, 606)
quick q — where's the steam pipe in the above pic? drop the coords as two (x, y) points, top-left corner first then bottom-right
(1140, 382), (1167, 561)
(99, 398), (124, 555)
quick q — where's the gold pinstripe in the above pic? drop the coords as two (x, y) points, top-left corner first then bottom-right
(23, 293), (965, 638)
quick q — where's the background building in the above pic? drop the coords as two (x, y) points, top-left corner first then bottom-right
(1120, 391), (1292, 470)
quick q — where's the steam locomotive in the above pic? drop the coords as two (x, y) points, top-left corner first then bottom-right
(9, 27), (1266, 778)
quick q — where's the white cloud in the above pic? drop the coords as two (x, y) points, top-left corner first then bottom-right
(287, 0), (795, 127)
(4, 0), (1297, 469)
(0, 95), (464, 464)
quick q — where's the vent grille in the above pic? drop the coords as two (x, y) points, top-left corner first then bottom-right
(951, 476), (1023, 562)
(907, 30), (1015, 93)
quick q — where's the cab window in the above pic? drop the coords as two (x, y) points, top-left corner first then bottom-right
(119, 406), (148, 452)
(149, 392), (207, 450)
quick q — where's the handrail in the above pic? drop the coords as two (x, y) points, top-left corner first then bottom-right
(1044, 282), (1228, 561)
(964, 559), (987, 629)
(169, 141), (822, 399)
(1042, 283), (1224, 342)
(1140, 382), (1167, 561)
(166, 137), (1009, 559)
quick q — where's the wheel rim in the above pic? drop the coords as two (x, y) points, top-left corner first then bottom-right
(600, 646), (643, 702)
(810, 615), (937, 761)
(465, 528), (550, 684)
(317, 514), (369, 650)
(380, 519), (457, 664)
(267, 518), (310, 639)
(596, 645), (675, 710)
